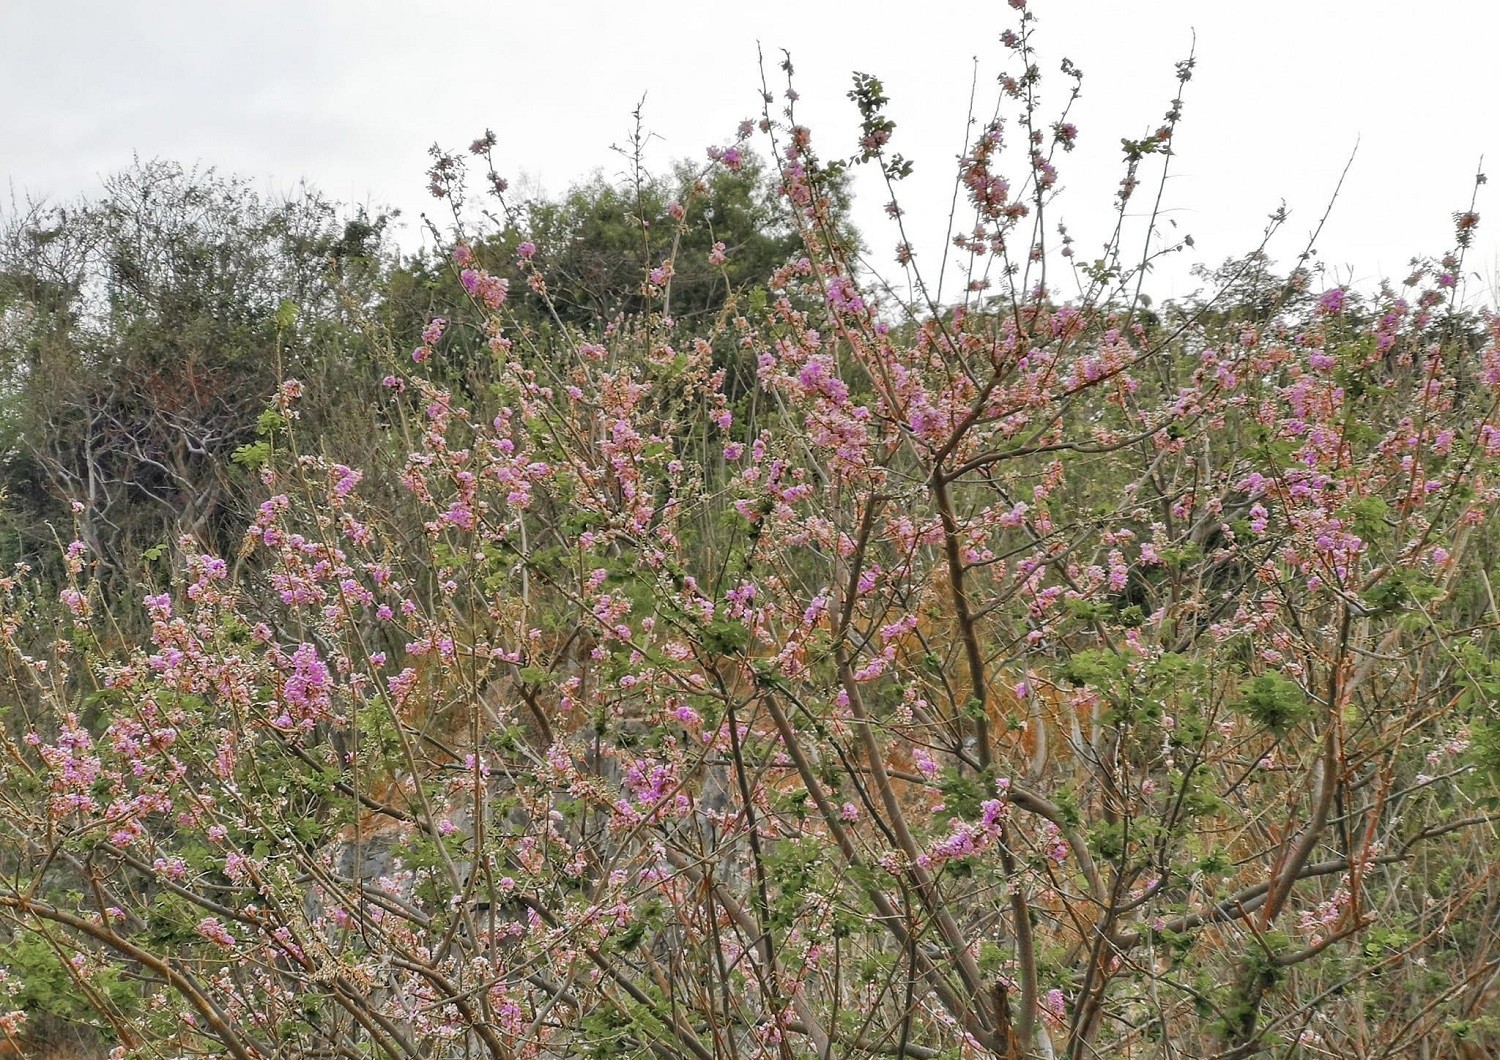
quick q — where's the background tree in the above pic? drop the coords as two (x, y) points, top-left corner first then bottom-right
(0, 161), (393, 595)
(384, 142), (855, 402)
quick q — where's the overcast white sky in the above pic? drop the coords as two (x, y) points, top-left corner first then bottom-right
(5, 0), (1497, 305)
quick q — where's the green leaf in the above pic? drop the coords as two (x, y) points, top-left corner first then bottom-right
(1233, 673), (1311, 734)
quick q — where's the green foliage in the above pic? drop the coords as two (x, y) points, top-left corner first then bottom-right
(1216, 942), (1288, 1047)
(937, 767), (988, 820)
(1347, 495), (1390, 540)
(1060, 648), (1127, 688)
(1233, 673), (1312, 733)
(1362, 566), (1441, 617)
(3, 931), (138, 1025)
(1467, 719), (1500, 796)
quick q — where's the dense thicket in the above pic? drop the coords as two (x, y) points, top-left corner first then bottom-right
(0, 161), (392, 596)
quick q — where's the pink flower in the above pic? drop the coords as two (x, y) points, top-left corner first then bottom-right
(332, 465), (362, 496)
(283, 643), (332, 726)
(197, 917), (236, 948)
(1044, 989), (1066, 1019)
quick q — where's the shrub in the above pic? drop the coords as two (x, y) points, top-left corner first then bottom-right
(1, 6), (1496, 1058)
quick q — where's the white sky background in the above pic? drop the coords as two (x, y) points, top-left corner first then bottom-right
(5, 0), (1497, 307)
